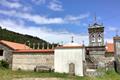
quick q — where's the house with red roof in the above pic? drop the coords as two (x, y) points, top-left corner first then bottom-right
(0, 40), (31, 67)
(0, 40), (54, 70)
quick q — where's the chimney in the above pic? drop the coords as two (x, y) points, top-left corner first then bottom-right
(27, 41), (30, 48)
(57, 43), (59, 47)
(33, 43), (35, 49)
(52, 43), (54, 49)
(37, 43), (40, 49)
(47, 43), (49, 49)
(42, 43), (45, 49)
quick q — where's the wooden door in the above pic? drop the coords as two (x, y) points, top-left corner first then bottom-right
(69, 63), (75, 75)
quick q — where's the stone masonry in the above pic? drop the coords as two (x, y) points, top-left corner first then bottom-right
(0, 44), (13, 68)
(12, 52), (54, 71)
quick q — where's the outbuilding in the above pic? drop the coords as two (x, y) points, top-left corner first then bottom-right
(12, 49), (54, 71)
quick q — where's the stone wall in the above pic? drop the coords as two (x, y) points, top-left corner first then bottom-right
(0, 44), (13, 68)
(89, 51), (105, 55)
(12, 53), (54, 71)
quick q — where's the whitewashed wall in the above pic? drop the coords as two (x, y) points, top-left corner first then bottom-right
(54, 48), (85, 76)
(12, 53), (54, 70)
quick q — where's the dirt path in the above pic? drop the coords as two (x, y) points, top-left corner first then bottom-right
(13, 78), (64, 80)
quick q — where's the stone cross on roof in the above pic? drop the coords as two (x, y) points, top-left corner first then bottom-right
(116, 29), (119, 37)
(71, 36), (74, 43)
(94, 14), (97, 23)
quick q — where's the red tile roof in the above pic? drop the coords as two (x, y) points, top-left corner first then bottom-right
(106, 43), (114, 53)
(0, 40), (31, 50)
(13, 49), (54, 53)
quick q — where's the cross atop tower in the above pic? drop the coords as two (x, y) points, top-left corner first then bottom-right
(94, 14), (97, 23)
(88, 15), (104, 46)
(116, 29), (119, 37)
(71, 36), (74, 43)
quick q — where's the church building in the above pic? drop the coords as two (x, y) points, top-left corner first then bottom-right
(0, 17), (115, 77)
(54, 42), (85, 76)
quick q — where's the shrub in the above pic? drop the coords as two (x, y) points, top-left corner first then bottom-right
(0, 60), (9, 69)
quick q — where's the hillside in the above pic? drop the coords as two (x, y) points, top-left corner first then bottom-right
(0, 26), (55, 49)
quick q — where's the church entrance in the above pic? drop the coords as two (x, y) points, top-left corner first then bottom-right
(69, 63), (75, 75)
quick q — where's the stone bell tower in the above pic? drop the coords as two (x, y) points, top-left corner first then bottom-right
(85, 16), (105, 69)
(88, 16), (104, 46)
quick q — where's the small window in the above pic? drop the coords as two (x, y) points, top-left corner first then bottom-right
(98, 37), (102, 42)
(98, 34), (101, 37)
(0, 50), (3, 56)
(92, 38), (95, 42)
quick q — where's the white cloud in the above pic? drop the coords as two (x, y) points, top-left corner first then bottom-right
(0, 19), (88, 45)
(0, 10), (89, 25)
(48, 0), (63, 11)
(65, 13), (90, 24)
(0, 0), (32, 12)
(0, 0), (22, 8)
(32, 0), (46, 5)
(32, 0), (63, 11)
(0, 10), (64, 24)
(108, 27), (118, 31)
(21, 13), (64, 24)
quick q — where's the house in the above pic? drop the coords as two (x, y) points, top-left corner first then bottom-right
(54, 42), (85, 76)
(0, 40), (54, 70)
(0, 40), (30, 67)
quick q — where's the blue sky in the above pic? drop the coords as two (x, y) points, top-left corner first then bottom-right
(0, 0), (119, 45)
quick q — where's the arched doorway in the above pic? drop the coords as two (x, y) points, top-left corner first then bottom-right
(69, 63), (75, 75)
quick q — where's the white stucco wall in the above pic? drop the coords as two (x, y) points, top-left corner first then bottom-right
(12, 53), (54, 71)
(54, 48), (85, 76)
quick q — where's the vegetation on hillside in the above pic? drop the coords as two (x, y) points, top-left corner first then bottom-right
(0, 26), (57, 49)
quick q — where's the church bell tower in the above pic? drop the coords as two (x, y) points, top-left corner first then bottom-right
(88, 16), (104, 46)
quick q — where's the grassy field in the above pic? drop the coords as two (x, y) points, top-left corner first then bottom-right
(0, 68), (120, 80)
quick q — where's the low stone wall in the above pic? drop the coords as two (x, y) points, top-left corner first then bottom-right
(12, 53), (54, 71)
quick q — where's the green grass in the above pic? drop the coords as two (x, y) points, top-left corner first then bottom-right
(0, 68), (120, 80)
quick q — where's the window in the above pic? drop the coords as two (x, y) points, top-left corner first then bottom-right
(98, 34), (101, 37)
(116, 41), (120, 48)
(0, 50), (3, 56)
(92, 35), (95, 37)
(98, 37), (102, 42)
(92, 38), (95, 42)
(98, 43), (101, 46)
